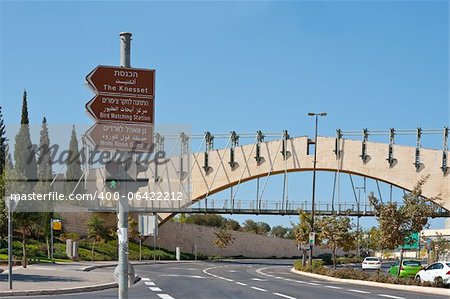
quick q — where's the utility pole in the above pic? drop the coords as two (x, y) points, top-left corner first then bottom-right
(118, 31), (131, 299)
(308, 112), (327, 268)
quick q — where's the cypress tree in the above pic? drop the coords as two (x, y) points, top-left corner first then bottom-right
(14, 90), (38, 181)
(0, 106), (6, 174)
(65, 125), (83, 195)
(36, 117), (53, 193)
(36, 117), (54, 257)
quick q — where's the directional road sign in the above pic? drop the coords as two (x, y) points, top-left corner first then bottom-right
(85, 122), (154, 152)
(86, 65), (155, 98)
(85, 94), (154, 124)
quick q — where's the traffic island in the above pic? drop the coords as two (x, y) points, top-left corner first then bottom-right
(290, 267), (450, 297)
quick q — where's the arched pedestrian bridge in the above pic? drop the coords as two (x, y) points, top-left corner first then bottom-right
(88, 128), (449, 219)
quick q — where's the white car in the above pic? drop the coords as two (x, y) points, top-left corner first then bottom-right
(362, 257), (381, 270)
(415, 262), (450, 285)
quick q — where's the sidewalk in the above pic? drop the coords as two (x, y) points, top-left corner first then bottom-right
(0, 262), (117, 296)
(0, 260), (195, 296)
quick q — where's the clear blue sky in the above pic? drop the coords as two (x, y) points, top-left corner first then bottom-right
(0, 1), (448, 229)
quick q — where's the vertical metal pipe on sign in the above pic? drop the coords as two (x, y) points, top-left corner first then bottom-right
(118, 31), (132, 299)
(120, 32), (132, 68)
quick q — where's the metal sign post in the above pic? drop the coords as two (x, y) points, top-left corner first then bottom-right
(84, 32), (155, 299)
(118, 31), (131, 299)
(50, 219), (61, 263)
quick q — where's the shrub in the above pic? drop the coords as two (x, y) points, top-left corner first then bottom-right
(329, 268), (369, 280)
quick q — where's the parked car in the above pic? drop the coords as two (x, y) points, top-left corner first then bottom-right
(388, 259), (422, 277)
(415, 262), (450, 285)
(362, 257), (381, 270)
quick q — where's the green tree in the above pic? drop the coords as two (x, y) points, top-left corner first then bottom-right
(317, 216), (355, 269)
(13, 210), (40, 268)
(65, 126), (83, 195)
(185, 214), (226, 227)
(270, 225), (288, 238)
(35, 117), (53, 194)
(369, 177), (435, 276)
(0, 171), (6, 237)
(359, 227), (382, 256)
(35, 117), (54, 257)
(224, 219), (241, 231)
(0, 106), (6, 174)
(292, 210), (316, 266)
(430, 233), (450, 262)
(256, 222), (271, 235)
(14, 90), (37, 181)
(212, 226), (235, 258)
(87, 214), (106, 261)
(242, 219), (259, 234)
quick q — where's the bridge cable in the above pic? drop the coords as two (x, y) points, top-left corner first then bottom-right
(257, 134), (284, 205)
(231, 135), (258, 205)
(203, 136), (231, 205)
(188, 137), (206, 208)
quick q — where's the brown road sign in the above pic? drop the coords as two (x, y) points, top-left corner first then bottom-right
(86, 122), (154, 152)
(86, 65), (155, 98)
(86, 94), (154, 124)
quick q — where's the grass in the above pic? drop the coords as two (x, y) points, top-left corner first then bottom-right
(0, 238), (190, 263)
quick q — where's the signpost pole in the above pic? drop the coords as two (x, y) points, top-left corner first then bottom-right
(50, 219), (54, 263)
(118, 31), (131, 299)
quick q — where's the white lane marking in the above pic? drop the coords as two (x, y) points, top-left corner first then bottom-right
(228, 270), (238, 272)
(348, 289), (370, 294)
(307, 282), (320, 286)
(273, 293), (296, 299)
(325, 285), (342, 289)
(251, 286), (268, 292)
(157, 294), (175, 299)
(149, 287), (162, 292)
(144, 281), (156, 286)
(141, 277), (150, 281)
(220, 277), (234, 282)
(160, 274), (207, 279)
(378, 295), (405, 299)
(168, 267), (198, 271)
(250, 278), (267, 281)
(235, 282), (247, 286)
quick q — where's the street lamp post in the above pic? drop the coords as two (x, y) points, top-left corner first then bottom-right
(355, 186), (364, 257)
(6, 196), (19, 289)
(308, 112), (327, 268)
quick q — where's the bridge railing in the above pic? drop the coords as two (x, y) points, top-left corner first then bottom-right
(191, 198), (378, 214)
(190, 198), (448, 216)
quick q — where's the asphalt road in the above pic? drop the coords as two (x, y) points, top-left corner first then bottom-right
(3, 259), (448, 299)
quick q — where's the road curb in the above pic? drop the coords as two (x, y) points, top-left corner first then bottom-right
(83, 260), (197, 272)
(290, 268), (450, 296)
